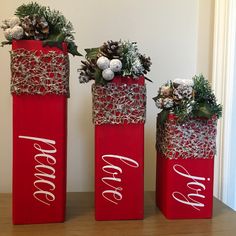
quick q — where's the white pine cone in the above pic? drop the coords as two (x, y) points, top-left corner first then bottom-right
(9, 16), (21, 28)
(173, 89), (183, 100)
(79, 75), (90, 83)
(173, 84), (193, 100)
(179, 84), (193, 99)
(110, 59), (122, 72)
(97, 56), (110, 70)
(102, 68), (114, 81)
(11, 26), (24, 40)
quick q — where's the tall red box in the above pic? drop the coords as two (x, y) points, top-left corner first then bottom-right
(93, 76), (146, 220)
(156, 114), (217, 219)
(11, 40), (69, 224)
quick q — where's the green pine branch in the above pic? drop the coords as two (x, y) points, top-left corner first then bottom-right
(15, 2), (73, 35)
(14, 2), (81, 56)
(15, 2), (43, 17)
(193, 74), (222, 119)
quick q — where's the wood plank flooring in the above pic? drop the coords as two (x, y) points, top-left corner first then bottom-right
(1, 192), (236, 236)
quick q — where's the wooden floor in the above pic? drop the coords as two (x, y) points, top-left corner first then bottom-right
(1, 192), (236, 236)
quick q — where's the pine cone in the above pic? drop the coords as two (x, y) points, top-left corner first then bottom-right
(173, 84), (193, 101)
(78, 60), (96, 82)
(81, 60), (96, 76)
(99, 40), (123, 60)
(21, 14), (49, 40)
(78, 71), (91, 83)
(139, 54), (152, 74)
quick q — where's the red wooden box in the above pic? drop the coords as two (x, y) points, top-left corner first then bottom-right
(156, 153), (214, 219)
(93, 77), (146, 220)
(156, 115), (217, 219)
(12, 40), (69, 224)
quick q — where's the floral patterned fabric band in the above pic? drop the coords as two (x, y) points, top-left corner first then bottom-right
(10, 48), (70, 96)
(156, 116), (217, 159)
(92, 83), (146, 125)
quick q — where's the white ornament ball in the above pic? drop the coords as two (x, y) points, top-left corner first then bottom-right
(97, 56), (110, 70)
(4, 28), (13, 41)
(110, 59), (122, 72)
(102, 68), (114, 81)
(9, 16), (21, 28)
(11, 26), (24, 40)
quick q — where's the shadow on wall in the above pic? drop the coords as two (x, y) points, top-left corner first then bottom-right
(144, 118), (157, 191)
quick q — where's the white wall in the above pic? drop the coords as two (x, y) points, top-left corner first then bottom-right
(197, 0), (214, 80)
(0, 0), (207, 193)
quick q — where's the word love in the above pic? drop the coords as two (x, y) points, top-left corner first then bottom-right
(101, 154), (139, 205)
(172, 164), (210, 211)
(19, 135), (57, 206)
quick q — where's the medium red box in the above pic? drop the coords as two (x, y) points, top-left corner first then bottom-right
(156, 115), (217, 219)
(93, 77), (146, 220)
(11, 40), (69, 224)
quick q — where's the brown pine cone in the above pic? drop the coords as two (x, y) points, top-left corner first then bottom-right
(78, 59), (98, 83)
(79, 60), (96, 77)
(21, 14), (49, 40)
(99, 40), (123, 60)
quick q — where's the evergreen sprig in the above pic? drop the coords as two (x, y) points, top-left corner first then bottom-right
(15, 2), (43, 18)
(153, 74), (222, 123)
(192, 74), (222, 119)
(14, 2), (81, 56)
(15, 2), (72, 35)
(78, 40), (152, 84)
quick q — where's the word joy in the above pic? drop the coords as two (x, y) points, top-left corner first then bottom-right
(19, 135), (57, 206)
(172, 164), (210, 211)
(101, 154), (139, 205)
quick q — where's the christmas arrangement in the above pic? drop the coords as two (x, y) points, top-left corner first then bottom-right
(153, 74), (222, 122)
(154, 75), (222, 159)
(1, 2), (81, 56)
(78, 40), (151, 84)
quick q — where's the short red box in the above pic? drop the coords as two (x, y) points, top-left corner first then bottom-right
(93, 77), (146, 220)
(11, 41), (69, 224)
(156, 115), (217, 219)
(156, 153), (214, 219)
